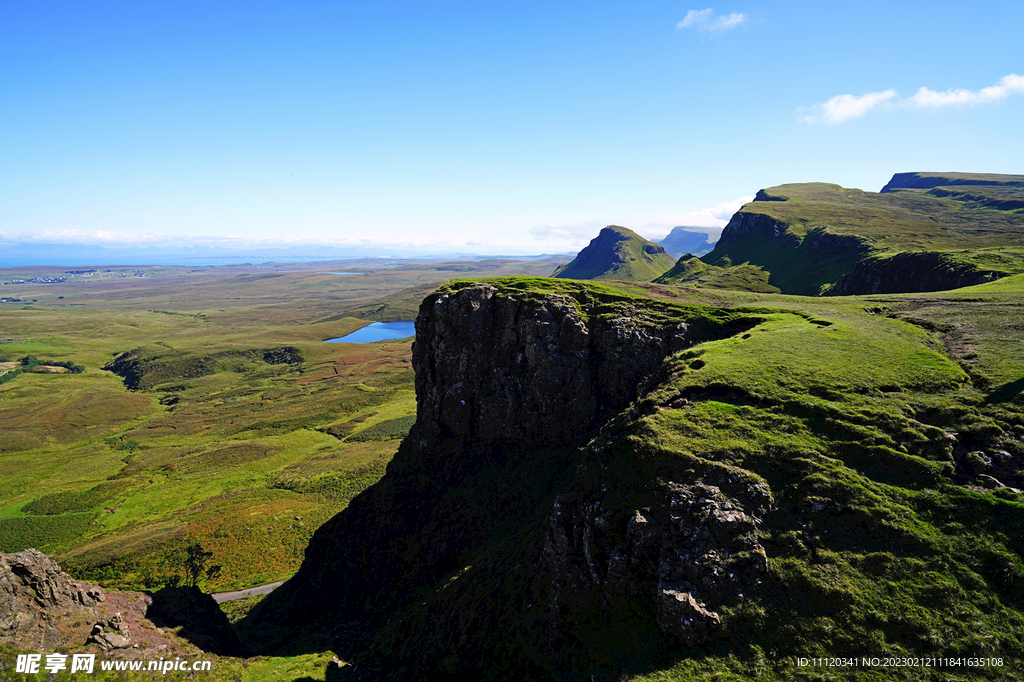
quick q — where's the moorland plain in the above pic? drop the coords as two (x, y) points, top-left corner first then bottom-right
(0, 257), (563, 592)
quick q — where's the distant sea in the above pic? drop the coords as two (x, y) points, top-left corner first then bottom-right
(0, 256), (338, 269)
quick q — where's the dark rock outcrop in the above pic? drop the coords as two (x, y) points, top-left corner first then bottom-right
(714, 212), (801, 250)
(412, 284), (692, 447)
(244, 281), (764, 678)
(147, 586), (247, 656)
(544, 461), (772, 648)
(831, 252), (1002, 295)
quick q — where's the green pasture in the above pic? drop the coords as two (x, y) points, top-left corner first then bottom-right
(0, 259), (482, 591)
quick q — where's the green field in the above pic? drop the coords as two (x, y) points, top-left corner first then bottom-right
(0, 257), (562, 592)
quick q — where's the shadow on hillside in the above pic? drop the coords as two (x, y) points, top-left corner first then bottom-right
(984, 376), (1024, 404)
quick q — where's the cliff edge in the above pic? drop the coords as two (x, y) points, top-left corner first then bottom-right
(243, 276), (1024, 680)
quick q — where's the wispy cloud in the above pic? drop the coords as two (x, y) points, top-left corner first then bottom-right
(800, 74), (1024, 124)
(528, 196), (753, 245)
(623, 196), (754, 238)
(906, 73), (1024, 108)
(528, 220), (607, 246)
(0, 228), (484, 251)
(798, 89), (898, 125)
(677, 8), (747, 35)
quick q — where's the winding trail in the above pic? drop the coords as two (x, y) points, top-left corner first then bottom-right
(211, 579), (286, 604)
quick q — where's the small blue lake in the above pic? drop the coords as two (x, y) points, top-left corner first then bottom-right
(326, 321), (416, 343)
(321, 272), (361, 275)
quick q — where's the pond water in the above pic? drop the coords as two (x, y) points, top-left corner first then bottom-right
(321, 272), (361, 275)
(326, 321), (416, 343)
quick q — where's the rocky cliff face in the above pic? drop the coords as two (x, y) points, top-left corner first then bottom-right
(714, 211), (801, 250)
(411, 284), (691, 446)
(245, 281), (762, 676)
(715, 205), (873, 260)
(543, 447), (772, 649)
(831, 251), (1002, 295)
(1, 549), (109, 652)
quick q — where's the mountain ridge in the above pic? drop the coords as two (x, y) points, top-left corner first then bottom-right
(657, 172), (1024, 295)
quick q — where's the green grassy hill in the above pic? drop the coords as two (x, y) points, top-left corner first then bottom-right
(552, 225), (677, 281)
(657, 173), (1024, 295)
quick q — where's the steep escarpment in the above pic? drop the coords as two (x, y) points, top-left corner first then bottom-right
(242, 280), (760, 662)
(659, 208), (868, 295)
(245, 276), (1024, 680)
(880, 171), (1024, 192)
(831, 250), (1003, 294)
(669, 174), (1024, 296)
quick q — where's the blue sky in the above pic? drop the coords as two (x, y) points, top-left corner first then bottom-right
(2, 1), (1022, 255)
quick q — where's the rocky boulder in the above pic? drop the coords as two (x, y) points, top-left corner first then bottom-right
(148, 586), (247, 657)
(1, 549), (226, 659)
(1, 549), (108, 651)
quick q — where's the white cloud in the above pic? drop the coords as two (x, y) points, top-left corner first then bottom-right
(622, 196), (754, 238)
(906, 73), (1024, 108)
(677, 8), (747, 34)
(0, 229), (172, 245)
(799, 89), (897, 125)
(527, 196), (753, 245)
(800, 74), (1024, 124)
(528, 220), (607, 246)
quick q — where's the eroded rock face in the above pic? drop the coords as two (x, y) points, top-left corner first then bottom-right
(544, 468), (772, 647)
(831, 252), (1001, 295)
(258, 284), (704, 641)
(412, 284), (692, 446)
(0, 549), (108, 651)
(715, 212), (801, 250)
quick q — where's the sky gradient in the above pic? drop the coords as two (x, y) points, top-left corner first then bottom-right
(3, 1), (1023, 256)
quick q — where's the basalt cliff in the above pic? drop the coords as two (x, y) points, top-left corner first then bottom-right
(657, 172), (1024, 295)
(245, 277), (1024, 680)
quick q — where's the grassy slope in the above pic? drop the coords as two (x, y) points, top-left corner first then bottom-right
(631, 280), (1023, 679)
(662, 177), (1024, 295)
(334, 276), (1024, 680)
(552, 226), (677, 281)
